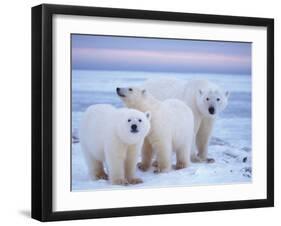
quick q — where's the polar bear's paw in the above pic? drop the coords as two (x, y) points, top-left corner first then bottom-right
(173, 161), (187, 170)
(152, 160), (158, 167)
(206, 158), (215, 163)
(128, 178), (143, 184)
(153, 166), (170, 174)
(137, 162), (150, 171)
(111, 178), (129, 186)
(96, 172), (108, 180)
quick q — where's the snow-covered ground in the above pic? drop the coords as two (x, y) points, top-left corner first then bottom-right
(71, 70), (252, 191)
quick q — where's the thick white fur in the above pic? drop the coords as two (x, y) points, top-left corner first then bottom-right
(143, 78), (229, 162)
(79, 104), (151, 185)
(117, 87), (194, 173)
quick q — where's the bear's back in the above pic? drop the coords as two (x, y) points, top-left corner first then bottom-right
(143, 77), (186, 100)
(185, 79), (219, 94)
(83, 104), (116, 129)
(159, 98), (193, 131)
(163, 98), (191, 114)
(79, 104), (117, 149)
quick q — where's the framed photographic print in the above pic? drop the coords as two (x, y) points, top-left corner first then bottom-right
(31, 4), (274, 221)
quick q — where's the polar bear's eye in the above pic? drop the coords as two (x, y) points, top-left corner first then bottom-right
(138, 119), (142, 122)
(128, 119), (131, 122)
(217, 98), (220, 101)
(129, 88), (133, 91)
(206, 98), (209, 101)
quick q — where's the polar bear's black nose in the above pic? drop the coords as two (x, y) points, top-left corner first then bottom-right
(131, 124), (138, 132)
(208, 106), (215, 115)
(116, 87), (126, 97)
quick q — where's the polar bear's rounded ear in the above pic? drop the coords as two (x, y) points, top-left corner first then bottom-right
(145, 111), (151, 121)
(199, 89), (204, 96)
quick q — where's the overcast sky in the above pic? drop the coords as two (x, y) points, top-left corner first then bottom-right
(72, 34), (251, 74)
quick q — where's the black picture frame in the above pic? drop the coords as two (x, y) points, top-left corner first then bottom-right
(31, 3), (274, 222)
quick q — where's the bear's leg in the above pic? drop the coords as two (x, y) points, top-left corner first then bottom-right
(125, 145), (143, 184)
(191, 117), (206, 163)
(190, 134), (206, 163)
(196, 117), (215, 163)
(191, 143), (201, 162)
(175, 144), (191, 170)
(82, 151), (107, 180)
(137, 138), (153, 171)
(92, 159), (108, 180)
(105, 145), (128, 185)
(153, 141), (172, 173)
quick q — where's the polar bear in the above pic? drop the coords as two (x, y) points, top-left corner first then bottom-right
(143, 78), (229, 163)
(79, 104), (151, 185)
(117, 87), (194, 173)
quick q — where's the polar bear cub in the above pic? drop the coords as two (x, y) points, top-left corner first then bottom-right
(143, 78), (229, 162)
(79, 104), (151, 185)
(117, 87), (194, 173)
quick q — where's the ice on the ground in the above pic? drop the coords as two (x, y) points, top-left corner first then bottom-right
(72, 137), (251, 191)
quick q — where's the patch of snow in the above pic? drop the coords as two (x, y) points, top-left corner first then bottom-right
(72, 140), (251, 191)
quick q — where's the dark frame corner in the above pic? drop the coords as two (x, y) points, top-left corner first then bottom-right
(32, 4), (274, 222)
